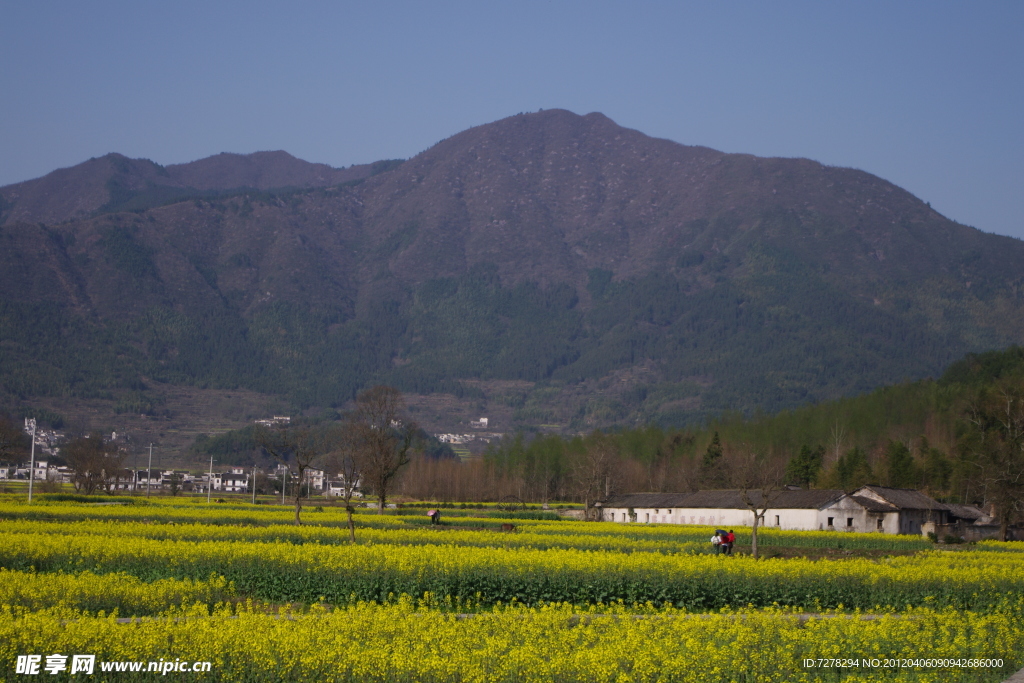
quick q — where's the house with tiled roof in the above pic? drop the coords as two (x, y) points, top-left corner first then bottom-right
(850, 486), (948, 534)
(596, 493), (693, 523)
(597, 489), (864, 531)
(942, 503), (991, 525)
(215, 469), (249, 493)
(928, 502), (1022, 541)
(597, 486), (949, 534)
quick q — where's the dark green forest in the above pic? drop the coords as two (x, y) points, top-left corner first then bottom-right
(478, 346), (1024, 521)
(0, 245), (980, 428)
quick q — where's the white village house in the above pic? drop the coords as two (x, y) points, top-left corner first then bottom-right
(596, 486), (949, 535)
(215, 468), (249, 493)
(302, 467), (326, 492)
(12, 459), (50, 482)
(325, 474), (363, 498)
(135, 470), (162, 490)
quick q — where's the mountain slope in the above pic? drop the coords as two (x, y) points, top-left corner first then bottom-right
(2, 110), (1023, 431)
(0, 151), (394, 226)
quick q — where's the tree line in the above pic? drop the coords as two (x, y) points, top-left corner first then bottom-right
(4, 347), (1023, 538)
(397, 347), (1024, 538)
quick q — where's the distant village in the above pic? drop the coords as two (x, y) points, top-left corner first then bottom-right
(0, 414), (504, 497)
(435, 416), (504, 447)
(0, 418), (358, 497)
(0, 456), (358, 498)
(1, 417), (1015, 541)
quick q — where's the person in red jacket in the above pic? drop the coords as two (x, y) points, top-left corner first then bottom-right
(725, 530), (736, 555)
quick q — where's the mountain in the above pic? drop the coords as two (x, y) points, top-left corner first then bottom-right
(0, 151), (400, 226)
(2, 109), (1024, 435)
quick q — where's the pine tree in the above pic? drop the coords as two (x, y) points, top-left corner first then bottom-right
(884, 440), (918, 488)
(785, 445), (824, 487)
(835, 447), (873, 490)
(699, 432), (727, 488)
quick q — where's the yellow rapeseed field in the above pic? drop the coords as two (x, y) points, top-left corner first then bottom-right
(1, 600), (1020, 682)
(0, 497), (1021, 681)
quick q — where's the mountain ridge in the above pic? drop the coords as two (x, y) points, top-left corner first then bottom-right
(2, 109), (1023, 433)
(0, 150), (396, 227)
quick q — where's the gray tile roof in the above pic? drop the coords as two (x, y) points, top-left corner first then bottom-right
(851, 495), (899, 513)
(943, 503), (987, 521)
(597, 493), (695, 509)
(857, 486), (945, 511)
(600, 489), (846, 510)
(688, 489), (847, 510)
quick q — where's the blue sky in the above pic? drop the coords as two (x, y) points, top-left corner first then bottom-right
(2, 1), (1022, 238)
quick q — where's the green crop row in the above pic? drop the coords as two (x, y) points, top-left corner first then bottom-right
(0, 530), (1020, 611)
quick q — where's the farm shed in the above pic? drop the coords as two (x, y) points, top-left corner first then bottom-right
(850, 486), (948, 535)
(597, 487), (947, 534)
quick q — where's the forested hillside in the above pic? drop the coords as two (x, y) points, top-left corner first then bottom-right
(3, 109), (1024, 435)
(454, 347), (1024, 531)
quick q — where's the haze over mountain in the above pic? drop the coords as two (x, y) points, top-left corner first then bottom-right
(2, 109), (1023, 433)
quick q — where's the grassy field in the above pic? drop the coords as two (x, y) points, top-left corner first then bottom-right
(0, 494), (1021, 681)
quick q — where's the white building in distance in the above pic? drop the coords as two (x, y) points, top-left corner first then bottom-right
(597, 487), (949, 535)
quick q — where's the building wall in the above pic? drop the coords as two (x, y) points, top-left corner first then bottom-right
(602, 501), (902, 534)
(602, 506), (825, 531)
(850, 488), (947, 534)
(601, 490), (945, 536)
(669, 508), (755, 526)
(767, 508), (819, 531)
(878, 512), (901, 534)
(815, 498), (888, 533)
(897, 510), (932, 535)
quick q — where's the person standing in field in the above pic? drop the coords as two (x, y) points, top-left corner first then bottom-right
(725, 530), (735, 555)
(711, 532), (722, 554)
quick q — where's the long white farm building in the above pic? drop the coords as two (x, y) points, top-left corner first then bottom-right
(596, 486), (950, 535)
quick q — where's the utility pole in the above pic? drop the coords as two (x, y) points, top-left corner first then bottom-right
(281, 468), (287, 505)
(252, 467), (257, 505)
(26, 419), (37, 503)
(207, 455), (214, 503)
(146, 444), (153, 497)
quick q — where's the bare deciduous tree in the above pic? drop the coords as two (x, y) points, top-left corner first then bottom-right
(255, 424), (327, 525)
(323, 422), (363, 542)
(65, 432), (125, 495)
(829, 420), (847, 469)
(733, 449), (785, 559)
(569, 433), (617, 520)
(959, 380), (1024, 541)
(349, 386), (417, 514)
